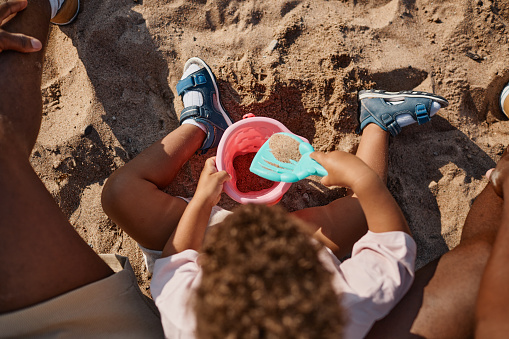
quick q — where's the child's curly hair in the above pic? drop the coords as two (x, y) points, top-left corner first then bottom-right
(194, 204), (345, 339)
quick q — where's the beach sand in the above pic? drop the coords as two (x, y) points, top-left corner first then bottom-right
(36, 0), (509, 293)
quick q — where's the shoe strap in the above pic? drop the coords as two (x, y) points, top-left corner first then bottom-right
(381, 113), (402, 136)
(176, 71), (208, 97)
(179, 106), (217, 155)
(415, 103), (430, 125)
(179, 105), (213, 124)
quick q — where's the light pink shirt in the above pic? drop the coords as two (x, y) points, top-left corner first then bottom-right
(151, 231), (416, 339)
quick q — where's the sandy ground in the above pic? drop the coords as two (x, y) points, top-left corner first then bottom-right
(35, 0), (509, 293)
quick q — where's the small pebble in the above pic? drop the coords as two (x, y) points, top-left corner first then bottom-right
(428, 181), (438, 189)
(268, 39), (278, 52)
(303, 192), (310, 203)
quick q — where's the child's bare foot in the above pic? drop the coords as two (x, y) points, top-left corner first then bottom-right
(489, 146), (509, 198)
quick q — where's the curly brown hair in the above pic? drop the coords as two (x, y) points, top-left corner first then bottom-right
(194, 204), (345, 339)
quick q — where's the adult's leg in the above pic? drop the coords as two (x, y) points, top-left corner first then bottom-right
(366, 157), (505, 338)
(475, 155), (509, 338)
(0, 0), (113, 314)
(101, 124), (206, 250)
(292, 124), (389, 258)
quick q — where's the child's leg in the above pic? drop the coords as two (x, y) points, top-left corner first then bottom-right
(0, 0), (113, 314)
(102, 58), (233, 251)
(292, 124), (389, 258)
(101, 125), (205, 250)
(293, 90), (446, 258)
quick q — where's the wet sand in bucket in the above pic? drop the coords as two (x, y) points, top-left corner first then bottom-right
(233, 153), (274, 193)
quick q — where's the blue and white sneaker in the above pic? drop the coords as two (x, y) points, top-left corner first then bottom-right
(176, 57), (234, 154)
(357, 90), (449, 136)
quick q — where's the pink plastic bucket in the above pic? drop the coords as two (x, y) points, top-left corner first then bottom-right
(216, 116), (307, 205)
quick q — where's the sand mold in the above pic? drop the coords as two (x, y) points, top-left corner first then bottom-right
(36, 0), (509, 291)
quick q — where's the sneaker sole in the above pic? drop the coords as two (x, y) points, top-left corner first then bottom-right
(183, 57), (234, 127)
(358, 89), (449, 108)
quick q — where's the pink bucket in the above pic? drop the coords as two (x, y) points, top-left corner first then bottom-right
(216, 115), (307, 205)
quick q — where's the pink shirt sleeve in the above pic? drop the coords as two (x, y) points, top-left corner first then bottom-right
(335, 231), (416, 339)
(151, 249), (201, 339)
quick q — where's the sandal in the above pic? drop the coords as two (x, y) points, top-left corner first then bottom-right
(356, 89), (449, 136)
(176, 57), (234, 154)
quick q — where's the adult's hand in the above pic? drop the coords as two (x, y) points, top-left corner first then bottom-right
(489, 146), (509, 198)
(0, 0), (42, 53)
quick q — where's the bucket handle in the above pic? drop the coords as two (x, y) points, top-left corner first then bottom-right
(242, 113), (256, 119)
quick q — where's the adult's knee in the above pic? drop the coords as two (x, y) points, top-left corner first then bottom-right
(410, 239), (492, 338)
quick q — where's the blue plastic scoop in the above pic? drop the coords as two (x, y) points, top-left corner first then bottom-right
(249, 132), (328, 183)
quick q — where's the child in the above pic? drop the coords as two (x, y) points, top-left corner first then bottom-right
(101, 58), (448, 338)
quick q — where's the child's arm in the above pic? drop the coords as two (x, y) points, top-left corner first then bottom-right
(161, 157), (230, 257)
(311, 151), (410, 235)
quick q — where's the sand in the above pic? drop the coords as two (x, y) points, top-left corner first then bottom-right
(233, 152), (274, 192)
(37, 0), (509, 292)
(269, 133), (302, 163)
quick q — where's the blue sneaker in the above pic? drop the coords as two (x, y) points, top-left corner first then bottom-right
(357, 90), (449, 136)
(176, 57), (234, 154)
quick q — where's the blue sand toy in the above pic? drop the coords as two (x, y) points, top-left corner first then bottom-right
(250, 132), (328, 183)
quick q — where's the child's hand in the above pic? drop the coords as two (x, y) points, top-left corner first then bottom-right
(194, 157), (231, 207)
(311, 151), (376, 190)
(313, 151), (410, 235)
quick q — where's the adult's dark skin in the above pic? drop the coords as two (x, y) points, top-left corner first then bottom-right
(475, 150), (509, 338)
(366, 148), (509, 338)
(0, 0), (113, 314)
(0, 0), (42, 53)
